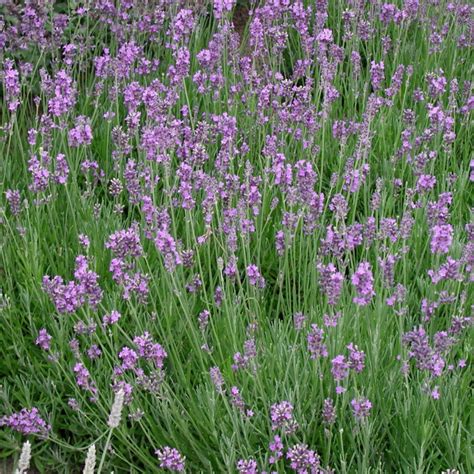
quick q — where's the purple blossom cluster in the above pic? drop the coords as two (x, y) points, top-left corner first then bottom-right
(107, 225), (149, 302)
(27, 151), (69, 194)
(351, 397), (372, 421)
(330, 343), (366, 394)
(42, 255), (102, 313)
(232, 338), (257, 372)
(307, 324), (328, 360)
(112, 331), (168, 402)
(155, 446), (185, 472)
(317, 262), (344, 305)
(35, 328), (52, 351)
(286, 444), (321, 473)
(0, 408), (50, 437)
(351, 262), (375, 306)
(271, 401), (298, 435)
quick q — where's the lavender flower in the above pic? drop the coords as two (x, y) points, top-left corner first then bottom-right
(271, 401), (298, 434)
(269, 435), (284, 464)
(232, 338), (257, 372)
(246, 264), (266, 288)
(347, 343), (365, 373)
(236, 459), (258, 474)
(351, 398), (372, 421)
(133, 332), (167, 368)
(6, 190), (22, 216)
(155, 447), (186, 472)
(351, 262), (375, 306)
(46, 69), (77, 116)
(317, 262), (344, 305)
(322, 398), (336, 425)
(370, 61), (385, 91)
(210, 366), (225, 394)
(230, 386), (247, 414)
(214, 0), (236, 20)
(403, 326), (445, 377)
(102, 310), (121, 327)
(68, 116), (93, 147)
(430, 224), (453, 254)
(286, 444), (320, 473)
(307, 324), (328, 359)
(3, 59), (20, 111)
(119, 347), (139, 370)
(0, 408), (50, 437)
(293, 312), (307, 331)
(106, 225), (143, 258)
(331, 355), (349, 390)
(155, 230), (182, 272)
(35, 329), (52, 351)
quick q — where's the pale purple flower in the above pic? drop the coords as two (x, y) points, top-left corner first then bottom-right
(232, 339), (257, 372)
(106, 225), (143, 258)
(198, 309), (210, 331)
(53, 153), (69, 184)
(347, 343), (365, 373)
(119, 347), (138, 370)
(6, 189), (22, 216)
(210, 366), (225, 394)
(271, 401), (298, 434)
(427, 257), (462, 284)
(28, 155), (50, 193)
(3, 59), (20, 111)
(236, 459), (258, 474)
(102, 310), (121, 327)
(87, 345), (102, 360)
(351, 262), (375, 306)
(322, 398), (336, 425)
(45, 69), (77, 117)
(214, 286), (224, 306)
(316, 28), (334, 44)
(0, 408), (51, 437)
(307, 324), (328, 359)
(35, 328), (52, 351)
(323, 312), (342, 328)
(73, 362), (97, 399)
(351, 397), (372, 421)
(331, 355), (349, 383)
(430, 224), (453, 254)
(427, 70), (447, 98)
(155, 447), (185, 472)
(133, 332), (167, 369)
(214, 0), (236, 19)
(403, 326), (446, 377)
(78, 234), (90, 248)
(293, 312), (306, 331)
(286, 444), (320, 473)
(417, 174), (436, 192)
(230, 386), (251, 416)
(317, 262), (344, 305)
(269, 435), (283, 464)
(42, 255), (102, 313)
(246, 264), (266, 288)
(431, 386), (440, 400)
(370, 61), (385, 91)
(155, 230), (182, 272)
(171, 9), (195, 44)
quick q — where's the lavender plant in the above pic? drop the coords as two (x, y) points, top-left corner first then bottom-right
(0, 0), (472, 472)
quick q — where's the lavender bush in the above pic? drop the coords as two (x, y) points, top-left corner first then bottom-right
(0, 0), (472, 472)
